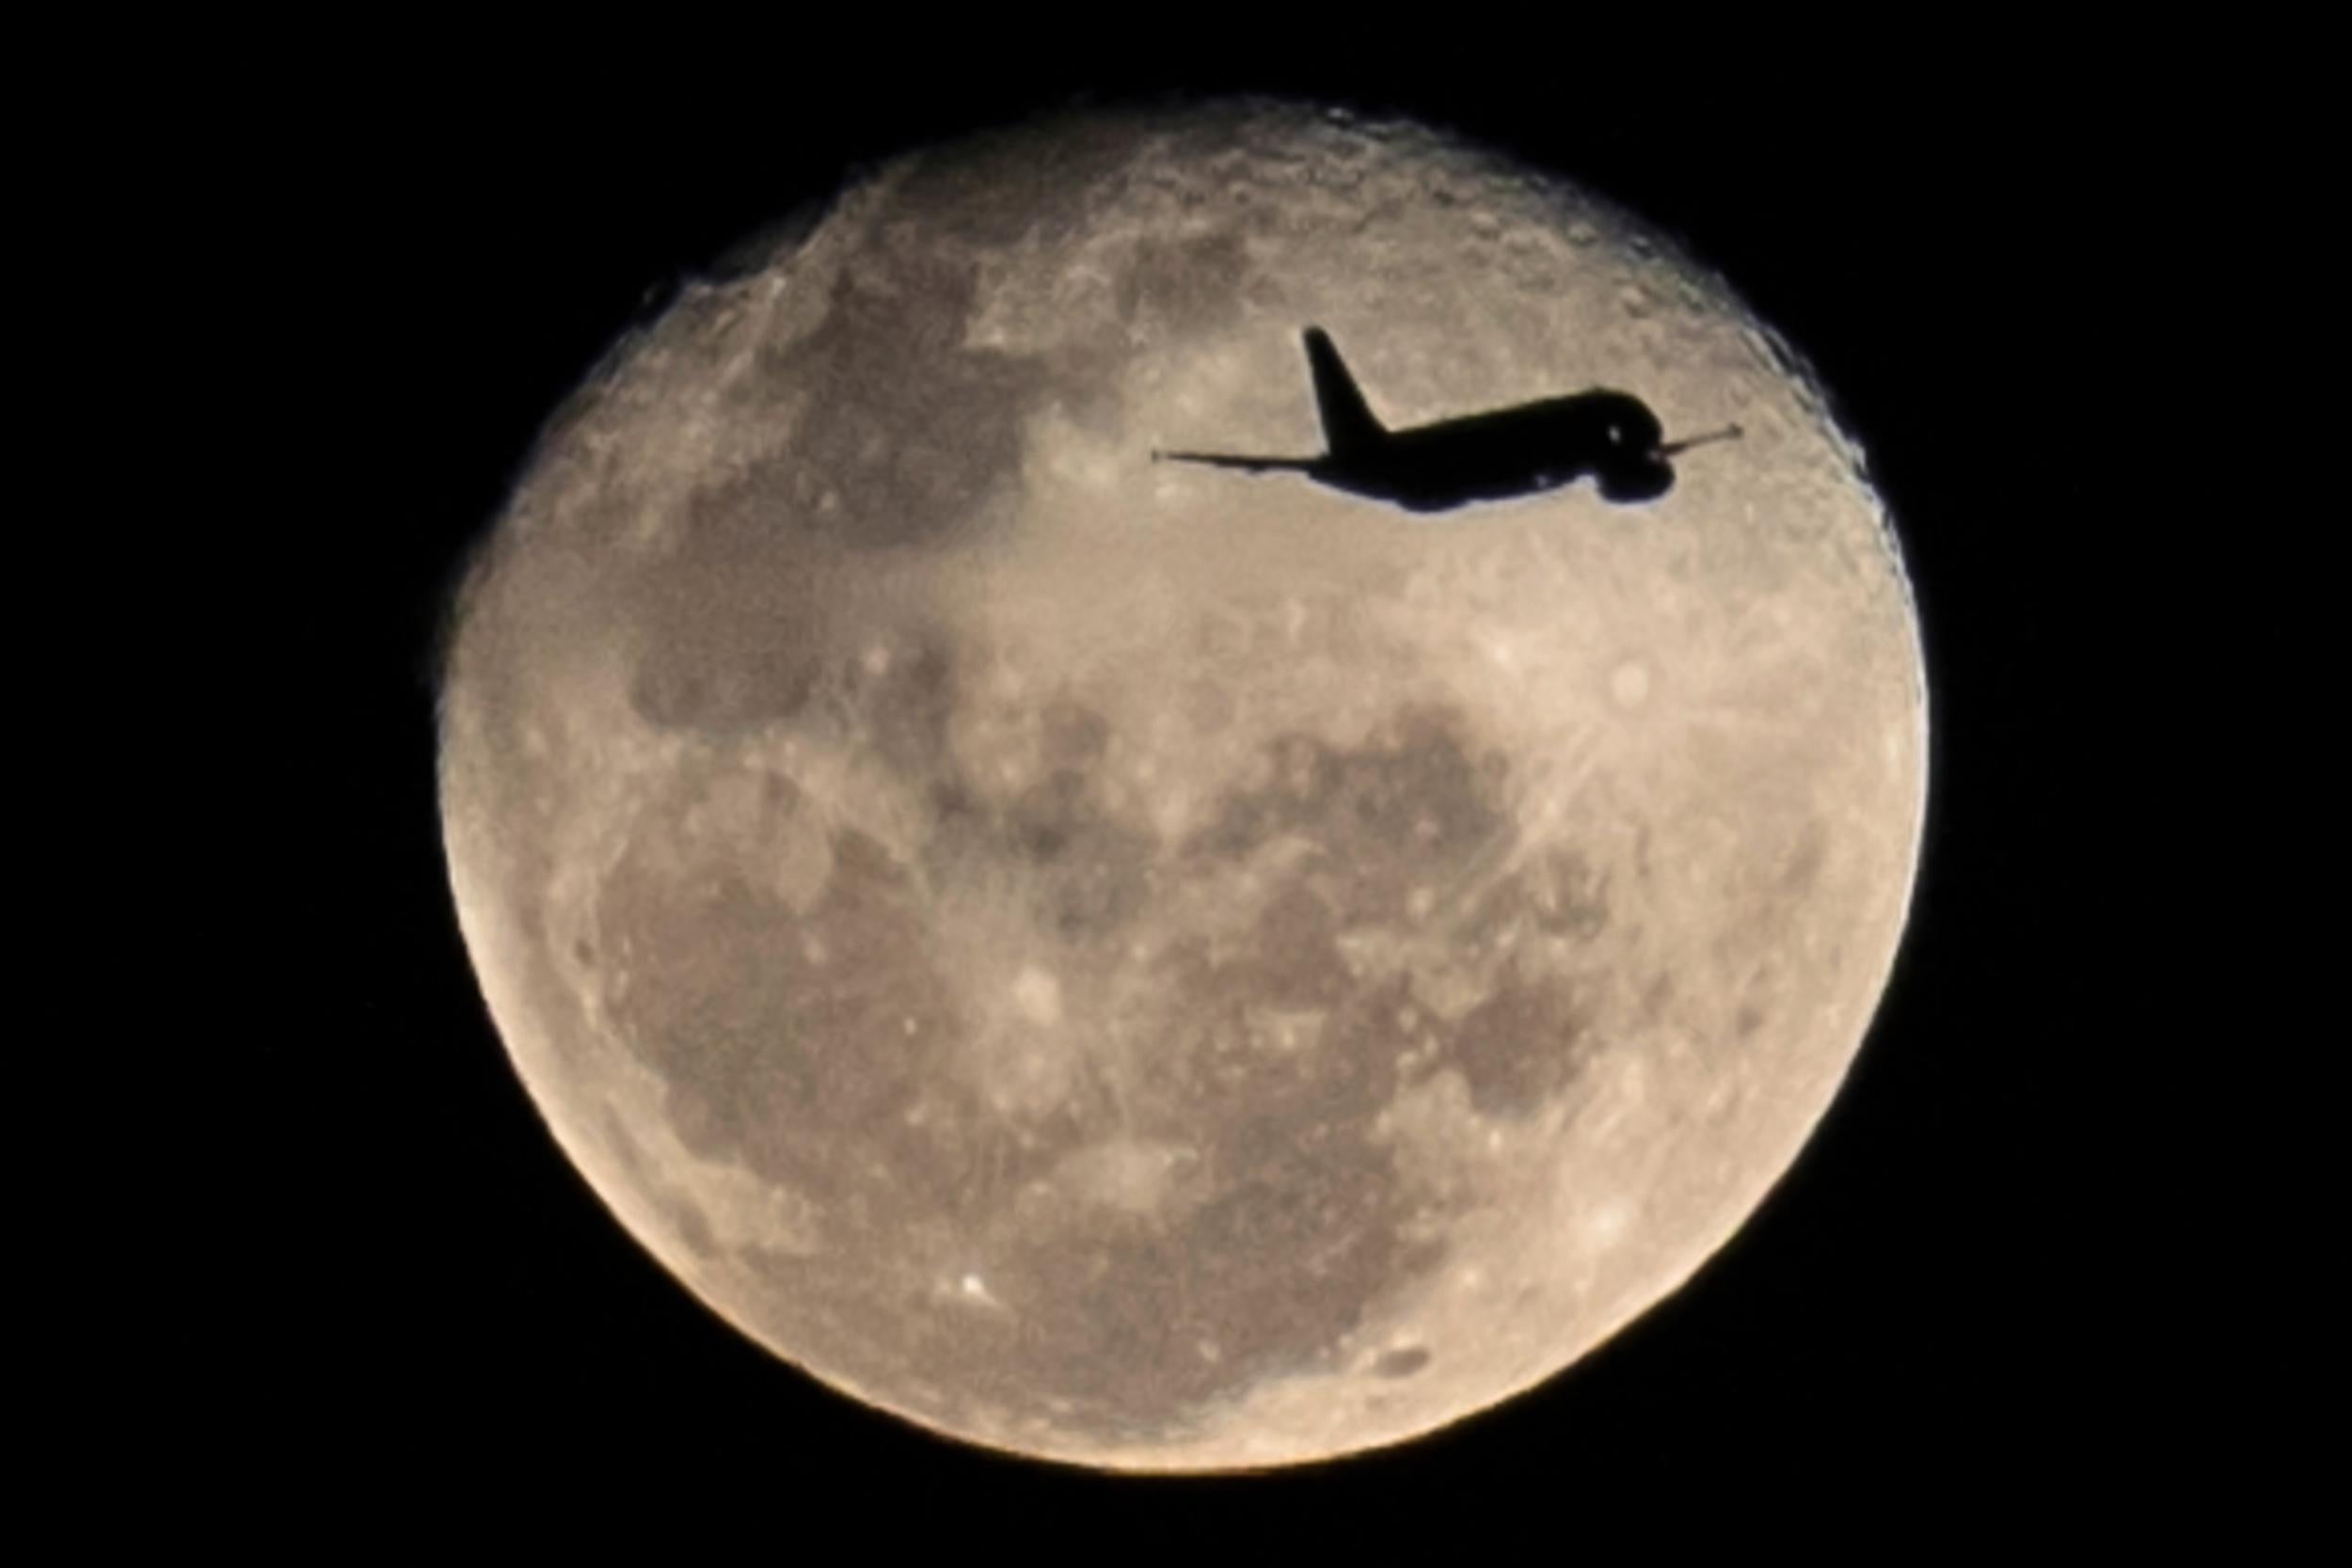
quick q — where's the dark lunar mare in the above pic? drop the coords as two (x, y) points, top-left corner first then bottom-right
(597, 669), (1611, 1441)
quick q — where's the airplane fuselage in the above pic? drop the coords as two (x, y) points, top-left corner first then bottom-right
(1307, 391), (1672, 512)
(1155, 327), (1708, 513)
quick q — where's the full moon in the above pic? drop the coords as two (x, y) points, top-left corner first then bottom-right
(437, 102), (1926, 1470)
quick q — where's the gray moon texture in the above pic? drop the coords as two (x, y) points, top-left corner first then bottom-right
(437, 102), (1927, 1470)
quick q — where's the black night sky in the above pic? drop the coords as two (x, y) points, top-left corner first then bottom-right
(144, 40), (2187, 1540)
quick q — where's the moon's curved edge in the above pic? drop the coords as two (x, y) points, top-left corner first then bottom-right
(433, 97), (1935, 1474)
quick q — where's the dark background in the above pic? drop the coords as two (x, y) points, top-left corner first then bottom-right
(163, 42), (2171, 1537)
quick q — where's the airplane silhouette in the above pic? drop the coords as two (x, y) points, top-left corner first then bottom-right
(1153, 326), (1740, 512)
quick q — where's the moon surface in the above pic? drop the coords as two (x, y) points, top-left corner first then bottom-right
(437, 102), (1926, 1470)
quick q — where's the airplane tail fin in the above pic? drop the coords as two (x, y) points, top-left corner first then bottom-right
(1302, 326), (1385, 460)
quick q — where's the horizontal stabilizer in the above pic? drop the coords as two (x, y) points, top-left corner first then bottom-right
(1152, 449), (1318, 474)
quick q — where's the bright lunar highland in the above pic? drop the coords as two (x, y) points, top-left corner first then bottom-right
(437, 102), (1928, 1470)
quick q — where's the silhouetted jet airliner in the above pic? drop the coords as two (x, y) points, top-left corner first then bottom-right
(1154, 326), (1739, 512)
